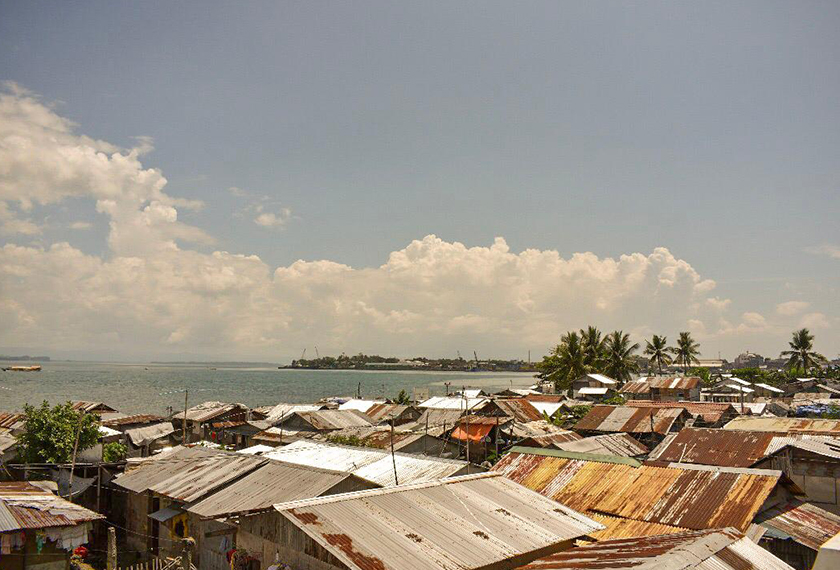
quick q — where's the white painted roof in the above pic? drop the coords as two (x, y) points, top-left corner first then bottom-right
(418, 396), (487, 410)
(725, 384), (755, 393)
(755, 383), (784, 393)
(337, 399), (385, 413)
(579, 387), (609, 395)
(530, 401), (565, 417)
(586, 373), (617, 385)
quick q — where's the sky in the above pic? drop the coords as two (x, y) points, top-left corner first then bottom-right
(0, 1), (838, 362)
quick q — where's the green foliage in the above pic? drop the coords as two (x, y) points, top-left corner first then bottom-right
(782, 328), (827, 371)
(16, 401), (100, 464)
(325, 434), (378, 448)
(102, 441), (128, 462)
(395, 389), (411, 405)
(580, 326), (606, 370)
(687, 366), (711, 385)
(674, 332), (701, 368)
(602, 330), (639, 384)
(569, 405), (592, 420)
(644, 335), (673, 374)
(822, 405), (840, 420)
(537, 331), (588, 392)
(603, 395), (626, 405)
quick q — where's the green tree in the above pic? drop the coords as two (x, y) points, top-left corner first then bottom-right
(674, 332), (701, 369)
(602, 330), (640, 384)
(643, 334), (673, 374)
(536, 331), (588, 392)
(580, 326), (605, 370)
(16, 401), (100, 464)
(395, 389), (411, 405)
(781, 328), (826, 371)
(102, 441), (128, 462)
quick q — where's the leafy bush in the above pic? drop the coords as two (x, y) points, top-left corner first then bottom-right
(102, 442), (128, 462)
(16, 401), (100, 464)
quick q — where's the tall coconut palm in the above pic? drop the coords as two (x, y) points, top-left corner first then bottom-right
(781, 328), (826, 372)
(580, 326), (605, 370)
(643, 335), (673, 375)
(536, 331), (588, 392)
(602, 330), (639, 384)
(674, 332), (701, 369)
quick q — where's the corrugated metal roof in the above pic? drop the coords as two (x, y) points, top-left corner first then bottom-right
(575, 406), (687, 435)
(101, 414), (163, 427)
(285, 409), (374, 431)
(71, 401), (117, 413)
(418, 396), (488, 410)
(273, 473), (604, 570)
(530, 402), (566, 418)
(578, 387), (609, 395)
(125, 422), (175, 447)
(554, 434), (648, 457)
(766, 437), (840, 460)
(526, 395), (567, 403)
(756, 500), (840, 551)
(338, 399), (385, 413)
(644, 428), (776, 467)
(413, 408), (465, 428)
(0, 412), (24, 429)
(493, 399), (544, 422)
(582, 512), (689, 542)
(188, 460), (364, 518)
(182, 401), (247, 423)
(625, 400), (739, 424)
(517, 527), (795, 570)
(724, 417), (840, 434)
(518, 431), (583, 448)
(264, 403), (324, 424)
(580, 373), (617, 385)
(364, 403), (414, 423)
(493, 450), (784, 532)
(620, 377), (701, 394)
(261, 440), (474, 487)
(755, 383), (785, 393)
(114, 446), (266, 502)
(0, 482), (104, 532)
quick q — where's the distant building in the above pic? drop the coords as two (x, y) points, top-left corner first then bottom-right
(734, 351), (764, 368)
(619, 376), (701, 402)
(571, 373), (618, 400)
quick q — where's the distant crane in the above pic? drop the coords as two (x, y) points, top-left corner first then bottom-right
(315, 346), (320, 359)
(473, 351), (480, 371)
(300, 348), (307, 360)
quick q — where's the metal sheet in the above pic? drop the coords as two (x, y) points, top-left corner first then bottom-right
(724, 417), (840, 434)
(0, 482), (104, 532)
(273, 473), (603, 570)
(643, 428), (776, 467)
(756, 500), (840, 551)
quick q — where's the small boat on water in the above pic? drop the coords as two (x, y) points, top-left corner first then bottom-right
(2, 365), (42, 372)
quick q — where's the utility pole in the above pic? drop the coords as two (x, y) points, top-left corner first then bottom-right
(182, 389), (189, 445)
(181, 538), (195, 570)
(390, 421), (399, 486)
(68, 413), (83, 502)
(106, 527), (117, 570)
(464, 389), (470, 473)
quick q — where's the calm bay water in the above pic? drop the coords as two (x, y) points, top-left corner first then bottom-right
(0, 361), (537, 415)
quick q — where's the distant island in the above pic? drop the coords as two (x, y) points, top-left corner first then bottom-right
(0, 355), (50, 361)
(284, 353), (537, 372)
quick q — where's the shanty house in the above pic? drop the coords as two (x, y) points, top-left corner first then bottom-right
(180, 401), (251, 442)
(113, 446), (267, 569)
(755, 439), (840, 515)
(0, 481), (104, 569)
(754, 500), (840, 570)
(571, 374), (618, 400)
(361, 403), (420, 426)
(573, 405), (691, 444)
(625, 400), (741, 427)
(277, 410), (373, 433)
(619, 376), (701, 402)
(237, 473), (604, 570)
(480, 398), (544, 423)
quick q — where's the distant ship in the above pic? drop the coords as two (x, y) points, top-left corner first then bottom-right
(2, 365), (42, 372)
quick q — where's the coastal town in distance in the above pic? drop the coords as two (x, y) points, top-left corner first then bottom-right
(2, 2), (839, 570)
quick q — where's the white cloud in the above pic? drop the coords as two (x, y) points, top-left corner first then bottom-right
(69, 221), (93, 230)
(776, 300), (810, 316)
(228, 186), (248, 197)
(254, 208), (292, 229)
(800, 312), (830, 329)
(806, 244), (840, 260)
(0, 84), (830, 359)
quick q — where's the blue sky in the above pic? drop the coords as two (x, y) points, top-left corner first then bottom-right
(0, 1), (838, 360)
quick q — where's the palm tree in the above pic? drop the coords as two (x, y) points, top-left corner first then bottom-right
(580, 326), (605, 370)
(781, 328), (826, 372)
(536, 331), (588, 392)
(673, 331), (701, 370)
(602, 330), (639, 384)
(644, 334), (673, 375)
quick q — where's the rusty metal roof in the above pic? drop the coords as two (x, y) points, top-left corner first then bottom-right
(517, 527), (795, 570)
(625, 400), (739, 423)
(285, 409), (374, 431)
(71, 401), (117, 413)
(114, 446), (266, 502)
(364, 403), (415, 423)
(574, 406), (688, 434)
(518, 431), (583, 448)
(101, 414), (163, 427)
(725, 416), (840, 434)
(187, 460), (369, 519)
(526, 394), (568, 403)
(492, 450), (785, 532)
(273, 473), (604, 570)
(755, 500), (840, 551)
(646, 428), (776, 467)
(183, 401), (248, 423)
(621, 377), (701, 394)
(0, 412), (23, 429)
(582, 512), (689, 542)
(0, 481), (104, 532)
(554, 434), (648, 457)
(493, 399), (544, 422)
